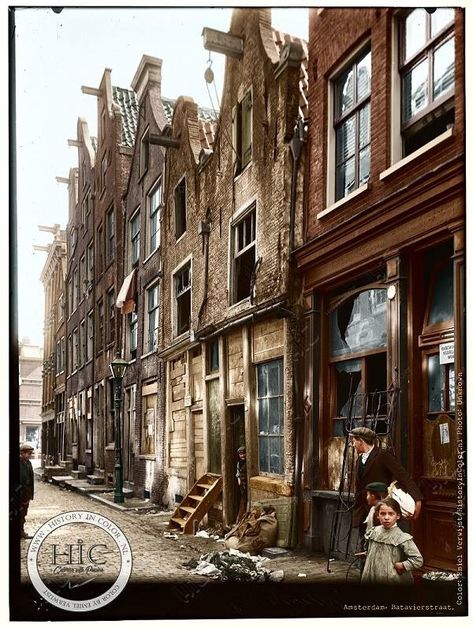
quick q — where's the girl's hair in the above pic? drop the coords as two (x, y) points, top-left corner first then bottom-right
(375, 496), (402, 517)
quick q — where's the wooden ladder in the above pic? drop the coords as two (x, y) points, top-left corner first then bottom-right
(169, 472), (222, 534)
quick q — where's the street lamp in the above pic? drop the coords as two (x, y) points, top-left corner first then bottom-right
(109, 353), (128, 503)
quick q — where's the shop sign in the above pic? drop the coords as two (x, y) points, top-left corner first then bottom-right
(439, 342), (454, 364)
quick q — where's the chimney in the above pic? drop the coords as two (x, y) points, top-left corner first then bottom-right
(131, 55), (163, 103)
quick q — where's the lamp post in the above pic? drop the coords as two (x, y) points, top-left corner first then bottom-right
(109, 353), (128, 504)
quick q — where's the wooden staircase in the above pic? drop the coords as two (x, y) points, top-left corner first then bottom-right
(169, 472), (222, 534)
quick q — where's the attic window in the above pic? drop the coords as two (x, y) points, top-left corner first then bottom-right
(233, 89), (253, 175)
(232, 205), (256, 303)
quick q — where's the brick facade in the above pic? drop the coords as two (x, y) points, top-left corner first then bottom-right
(297, 8), (464, 568)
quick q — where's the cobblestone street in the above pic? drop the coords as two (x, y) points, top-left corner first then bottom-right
(20, 480), (356, 585)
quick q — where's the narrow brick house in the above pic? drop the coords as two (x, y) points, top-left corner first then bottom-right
(160, 8), (308, 532)
(296, 7), (464, 570)
(35, 224), (66, 464)
(118, 55), (173, 500)
(63, 119), (96, 474)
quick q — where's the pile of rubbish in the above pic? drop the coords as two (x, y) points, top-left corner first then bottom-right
(184, 548), (284, 583)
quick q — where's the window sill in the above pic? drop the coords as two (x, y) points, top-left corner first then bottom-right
(228, 296), (251, 310)
(136, 454), (155, 460)
(317, 182), (369, 219)
(380, 127), (454, 181)
(249, 475), (292, 497)
(234, 161), (252, 183)
(142, 249), (158, 266)
(175, 232), (187, 245)
(141, 350), (156, 360)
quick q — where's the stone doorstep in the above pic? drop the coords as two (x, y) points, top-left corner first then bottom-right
(87, 474), (105, 485)
(262, 547), (290, 559)
(87, 492), (157, 513)
(51, 475), (74, 486)
(70, 470), (87, 479)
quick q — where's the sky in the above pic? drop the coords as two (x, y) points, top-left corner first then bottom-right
(13, 4), (308, 347)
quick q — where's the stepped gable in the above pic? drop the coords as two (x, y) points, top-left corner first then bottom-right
(112, 85), (139, 147)
(272, 28), (309, 120)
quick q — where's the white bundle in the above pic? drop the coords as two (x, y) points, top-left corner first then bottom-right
(387, 481), (416, 517)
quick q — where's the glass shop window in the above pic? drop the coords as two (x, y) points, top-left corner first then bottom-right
(329, 288), (388, 436)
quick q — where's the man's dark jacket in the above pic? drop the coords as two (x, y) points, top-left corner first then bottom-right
(353, 446), (422, 527)
(20, 458), (34, 499)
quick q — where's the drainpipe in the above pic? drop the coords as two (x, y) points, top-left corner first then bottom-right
(288, 117), (306, 545)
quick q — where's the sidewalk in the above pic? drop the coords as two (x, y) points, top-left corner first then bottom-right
(22, 478), (358, 584)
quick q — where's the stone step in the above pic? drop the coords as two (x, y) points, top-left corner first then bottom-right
(51, 475), (73, 486)
(87, 474), (105, 485)
(70, 470), (87, 479)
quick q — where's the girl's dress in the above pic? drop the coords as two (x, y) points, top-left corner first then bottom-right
(361, 524), (423, 584)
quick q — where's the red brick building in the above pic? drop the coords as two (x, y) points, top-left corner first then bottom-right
(296, 7), (464, 570)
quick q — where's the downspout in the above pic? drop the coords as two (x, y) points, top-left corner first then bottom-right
(288, 117), (306, 545)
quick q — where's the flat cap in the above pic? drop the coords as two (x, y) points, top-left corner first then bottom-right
(365, 482), (388, 493)
(20, 442), (34, 451)
(349, 426), (376, 444)
(237, 446), (246, 453)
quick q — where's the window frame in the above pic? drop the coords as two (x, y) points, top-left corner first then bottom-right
(144, 281), (159, 354)
(106, 206), (115, 264)
(106, 287), (115, 346)
(147, 178), (162, 257)
(398, 8), (455, 155)
(332, 46), (372, 202)
(173, 257), (192, 338)
(233, 88), (253, 176)
(230, 202), (257, 305)
(140, 127), (150, 178)
(130, 207), (141, 268)
(256, 358), (285, 476)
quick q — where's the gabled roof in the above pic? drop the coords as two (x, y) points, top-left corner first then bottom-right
(162, 97), (218, 150)
(272, 29), (309, 120)
(112, 86), (139, 147)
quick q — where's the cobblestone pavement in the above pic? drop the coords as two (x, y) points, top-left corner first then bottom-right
(20, 480), (358, 585)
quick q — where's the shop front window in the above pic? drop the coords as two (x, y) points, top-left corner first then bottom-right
(329, 288), (388, 436)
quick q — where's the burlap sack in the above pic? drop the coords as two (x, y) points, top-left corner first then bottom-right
(224, 505), (278, 554)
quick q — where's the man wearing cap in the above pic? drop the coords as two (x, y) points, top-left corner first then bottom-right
(350, 427), (422, 538)
(19, 443), (35, 539)
(236, 446), (247, 521)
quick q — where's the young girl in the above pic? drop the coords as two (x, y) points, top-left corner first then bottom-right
(361, 497), (423, 584)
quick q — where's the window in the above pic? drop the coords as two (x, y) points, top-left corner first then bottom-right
(148, 180), (162, 255)
(106, 207), (115, 263)
(73, 268), (79, 311)
(81, 196), (87, 227)
(72, 328), (79, 371)
(79, 255), (86, 300)
(67, 334), (72, 375)
(334, 48), (371, 201)
(79, 319), (86, 368)
(140, 128), (150, 177)
(329, 288), (387, 435)
(233, 89), (253, 174)
(71, 227), (77, 253)
(67, 279), (73, 317)
(97, 299), (104, 352)
(232, 206), (256, 303)
(86, 310), (94, 362)
(107, 288), (115, 345)
(97, 224), (104, 274)
(141, 390), (156, 455)
(208, 339), (219, 373)
(130, 210), (141, 267)
(87, 239), (94, 287)
(101, 152), (108, 192)
(86, 388), (93, 450)
(174, 262), (191, 336)
(174, 177), (187, 239)
(129, 311), (138, 359)
(145, 283), (159, 353)
(58, 293), (65, 322)
(56, 337), (65, 374)
(400, 8), (455, 156)
(257, 359), (284, 475)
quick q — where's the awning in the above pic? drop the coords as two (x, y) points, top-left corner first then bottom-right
(116, 268), (137, 314)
